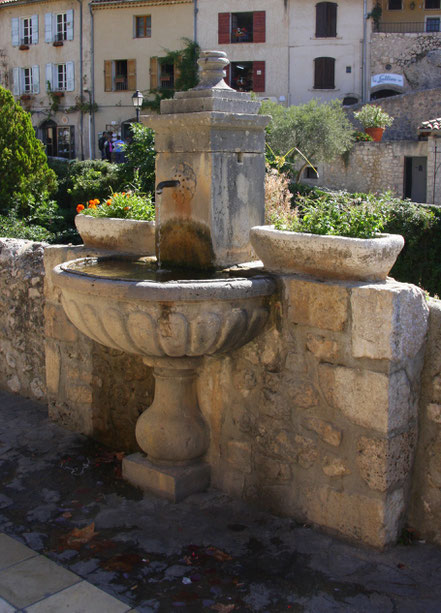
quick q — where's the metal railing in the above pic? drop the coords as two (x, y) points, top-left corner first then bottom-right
(376, 21), (440, 33)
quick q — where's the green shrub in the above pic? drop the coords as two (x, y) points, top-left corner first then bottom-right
(0, 86), (57, 215)
(354, 104), (394, 129)
(0, 215), (54, 242)
(77, 189), (154, 221)
(67, 160), (122, 206)
(116, 123), (156, 195)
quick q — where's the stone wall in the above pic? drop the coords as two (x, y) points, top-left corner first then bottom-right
(0, 239), (46, 402)
(371, 33), (441, 96)
(310, 140), (431, 200)
(3, 236), (441, 547)
(409, 299), (441, 545)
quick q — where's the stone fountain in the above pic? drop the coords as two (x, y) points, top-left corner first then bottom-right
(52, 50), (275, 502)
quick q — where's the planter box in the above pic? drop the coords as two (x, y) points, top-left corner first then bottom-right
(365, 127), (385, 142)
(75, 215), (155, 256)
(53, 41), (64, 47)
(250, 226), (404, 281)
(19, 44), (29, 50)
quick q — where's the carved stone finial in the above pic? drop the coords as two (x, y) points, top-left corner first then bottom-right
(193, 50), (233, 90)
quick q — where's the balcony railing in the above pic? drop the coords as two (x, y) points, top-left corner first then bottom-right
(376, 21), (440, 33)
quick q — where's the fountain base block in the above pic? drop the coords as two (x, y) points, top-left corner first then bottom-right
(122, 453), (211, 502)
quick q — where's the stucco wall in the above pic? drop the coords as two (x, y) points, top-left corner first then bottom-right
(3, 236), (441, 547)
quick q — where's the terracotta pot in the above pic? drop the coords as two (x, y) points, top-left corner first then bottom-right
(250, 226), (404, 281)
(75, 215), (156, 256)
(365, 127), (385, 142)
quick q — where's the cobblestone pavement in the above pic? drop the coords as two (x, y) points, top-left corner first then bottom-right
(1, 390), (441, 613)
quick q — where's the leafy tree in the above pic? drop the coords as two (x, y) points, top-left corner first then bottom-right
(117, 123), (156, 194)
(260, 99), (354, 178)
(0, 86), (56, 215)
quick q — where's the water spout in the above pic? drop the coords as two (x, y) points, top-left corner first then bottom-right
(156, 180), (180, 195)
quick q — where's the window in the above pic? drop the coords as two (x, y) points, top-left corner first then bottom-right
(426, 16), (441, 30)
(426, 0), (440, 8)
(316, 2), (337, 37)
(149, 57), (176, 89)
(218, 11), (266, 44)
(11, 16), (39, 46)
(12, 65), (40, 95)
(104, 60), (136, 91)
(388, 0), (402, 9)
(45, 11), (74, 43)
(41, 120), (75, 159)
(314, 57), (335, 89)
(46, 62), (75, 91)
(134, 16), (151, 38)
(224, 61), (266, 93)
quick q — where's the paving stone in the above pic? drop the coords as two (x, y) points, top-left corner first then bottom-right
(0, 534), (37, 570)
(0, 597), (15, 613)
(0, 556), (80, 608)
(24, 581), (131, 613)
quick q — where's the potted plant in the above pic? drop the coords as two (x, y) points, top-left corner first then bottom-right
(75, 190), (156, 255)
(250, 189), (404, 281)
(353, 104), (394, 142)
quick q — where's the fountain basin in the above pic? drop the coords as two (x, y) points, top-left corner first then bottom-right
(53, 257), (275, 359)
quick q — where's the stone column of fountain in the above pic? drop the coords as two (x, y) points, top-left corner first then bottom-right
(52, 50), (275, 502)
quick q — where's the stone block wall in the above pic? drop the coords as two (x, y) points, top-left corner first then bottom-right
(2, 236), (441, 547)
(0, 239), (46, 402)
(199, 276), (428, 548)
(409, 299), (441, 545)
(310, 141), (430, 197)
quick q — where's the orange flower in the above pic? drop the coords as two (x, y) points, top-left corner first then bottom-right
(76, 204), (85, 213)
(93, 199), (100, 205)
(88, 202), (97, 209)
(124, 206), (130, 211)
(122, 192), (126, 196)
(89, 199), (94, 205)
(106, 199), (112, 206)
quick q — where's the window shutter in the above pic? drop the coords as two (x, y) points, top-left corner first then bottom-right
(253, 61), (265, 93)
(316, 3), (326, 37)
(104, 60), (112, 91)
(52, 64), (58, 89)
(45, 13), (53, 42)
(314, 57), (335, 89)
(218, 13), (230, 44)
(66, 61), (75, 90)
(150, 57), (158, 89)
(46, 63), (53, 90)
(253, 11), (266, 43)
(224, 63), (230, 86)
(12, 18), (19, 46)
(316, 3), (337, 37)
(133, 16), (136, 38)
(66, 10), (74, 40)
(328, 4), (337, 37)
(31, 15), (38, 44)
(12, 67), (20, 95)
(127, 59), (136, 90)
(32, 65), (40, 93)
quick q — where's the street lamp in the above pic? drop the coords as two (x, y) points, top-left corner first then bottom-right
(132, 90), (144, 123)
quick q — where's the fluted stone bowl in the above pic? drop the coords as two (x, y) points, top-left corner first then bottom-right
(52, 258), (276, 359)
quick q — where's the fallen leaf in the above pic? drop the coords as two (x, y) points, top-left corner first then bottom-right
(206, 547), (232, 562)
(58, 522), (98, 551)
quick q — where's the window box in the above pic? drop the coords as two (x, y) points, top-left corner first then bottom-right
(53, 40), (63, 47)
(20, 94), (32, 101)
(52, 91), (64, 97)
(19, 44), (29, 50)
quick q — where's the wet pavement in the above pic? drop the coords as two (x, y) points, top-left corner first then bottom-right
(1, 390), (441, 613)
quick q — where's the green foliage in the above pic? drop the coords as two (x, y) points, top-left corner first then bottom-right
(260, 99), (354, 172)
(78, 188), (155, 221)
(116, 123), (156, 194)
(270, 190), (390, 238)
(354, 130), (374, 142)
(0, 215), (54, 242)
(144, 38), (200, 111)
(67, 159), (121, 205)
(354, 104), (394, 129)
(0, 86), (57, 215)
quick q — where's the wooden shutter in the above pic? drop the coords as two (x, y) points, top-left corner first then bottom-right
(31, 15), (38, 44)
(253, 61), (265, 92)
(127, 59), (136, 90)
(104, 60), (112, 91)
(11, 18), (19, 46)
(150, 57), (158, 89)
(253, 11), (266, 43)
(45, 13), (53, 42)
(218, 13), (230, 44)
(66, 10), (74, 41)
(316, 3), (337, 37)
(32, 65), (40, 93)
(46, 63), (53, 90)
(66, 61), (75, 91)
(12, 67), (20, 95)
(314, 57), (335, 89)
